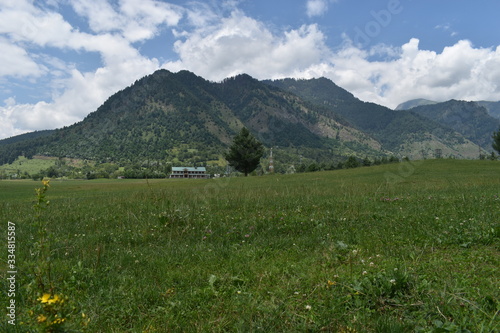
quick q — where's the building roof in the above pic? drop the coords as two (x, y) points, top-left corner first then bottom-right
(171, 167), (207, 172)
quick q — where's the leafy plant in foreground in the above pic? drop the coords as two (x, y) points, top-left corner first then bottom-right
(18, 180), (89, 331)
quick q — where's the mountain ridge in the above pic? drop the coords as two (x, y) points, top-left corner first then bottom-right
(395, 99), (439, 110)
(0, 70), (491, 167)
(0, 70), (384, 167)
(264, 79), (484, 159)
(403, 100), (500, 150)
(396, 98), (500, 121)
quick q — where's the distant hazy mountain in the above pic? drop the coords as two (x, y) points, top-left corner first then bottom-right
(0, 70), (486, 165)
(397, 98), (500, 121)
(408, 100), (500, 150)
(395, 99), (438, 110)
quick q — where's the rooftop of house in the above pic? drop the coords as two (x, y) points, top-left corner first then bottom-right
(171, 167), (207, 172)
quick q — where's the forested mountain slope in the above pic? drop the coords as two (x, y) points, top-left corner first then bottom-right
(265, 78), (483, 159)
(408, 100), (500, 150)
(0, 70), (382, 165)
(0, 70), (488, 165)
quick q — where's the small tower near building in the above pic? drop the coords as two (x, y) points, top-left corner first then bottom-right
(269, 148), (274, 173)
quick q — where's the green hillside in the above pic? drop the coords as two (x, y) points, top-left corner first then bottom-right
(409, 100), (500, 150)
(2, 160), (498, 331)
(0, 70), (384, 168)
(0, 156), (57, 178)
(0, 70), (490, 169)
(265, 78), (483, 159)
(0, 129), (54, 146)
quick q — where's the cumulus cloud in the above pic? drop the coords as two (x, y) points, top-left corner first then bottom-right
(71, 0), (182, 42)
(0, 38), (45, 77)
(166, 11), (330, 80)
(330, 39), (500, 108)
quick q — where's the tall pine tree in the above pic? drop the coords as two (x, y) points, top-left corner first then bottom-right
(492, 127), (500, 155)
(225, 128), (264, 176)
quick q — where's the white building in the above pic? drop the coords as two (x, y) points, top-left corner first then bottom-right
(169, 167), (210, 179)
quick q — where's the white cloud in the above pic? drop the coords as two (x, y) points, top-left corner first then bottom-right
(3, 97), (16, 107)
(183, 2), (220, 28)
(0, 3), (74, 48)
(0, 37), (45, 78)
(306, 0), (329, 18)
(324, 38), (500, 108)
(435, 23), (458, 38)
(0, 0), (182, 61)
(165, 11), (330, 80)
(0, 109), (25, 139)
(70, 0), (182, 42)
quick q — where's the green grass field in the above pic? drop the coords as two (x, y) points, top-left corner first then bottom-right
(0, 156), (57, 178)
(1, 159), (499, 332)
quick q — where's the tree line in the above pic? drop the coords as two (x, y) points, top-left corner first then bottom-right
(3, 126), (499, 180)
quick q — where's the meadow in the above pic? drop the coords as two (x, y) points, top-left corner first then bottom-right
(0, 156), (57, 179)
(1, 159), (499, 332)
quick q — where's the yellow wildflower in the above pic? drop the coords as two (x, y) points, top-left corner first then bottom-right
(38, 293), (51, 303)
(38, 293), (62, 305)
(37, 314), (47, 323)
(327, 280), (337, 286)
(47, 294), (61, 304)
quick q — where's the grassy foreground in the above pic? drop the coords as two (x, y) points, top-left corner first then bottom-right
(1, 159), (499, 332)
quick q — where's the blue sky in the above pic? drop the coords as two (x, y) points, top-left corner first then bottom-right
(1, 0), (500, 139)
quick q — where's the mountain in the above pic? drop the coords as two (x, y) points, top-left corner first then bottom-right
(0, 70), (487, 166)
(0, 130), (55, 146)
(264, 78), (482, 159)
(397, 99), (500, 120)
(407, 100), (500, 150)
(0, 70), (383, 166)
(395, 99), (438, 110)
(476, 101), (500, 120)
(0, 130), (55, 165)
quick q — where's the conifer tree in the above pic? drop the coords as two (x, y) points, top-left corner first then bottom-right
(492, 127), (500, 155)
(225, 128), (264, 176)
